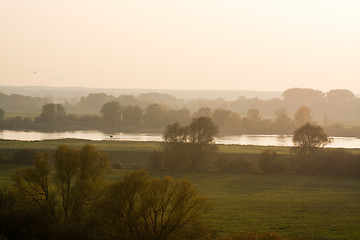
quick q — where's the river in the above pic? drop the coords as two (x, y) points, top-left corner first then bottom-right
(0, 130), (359, 149)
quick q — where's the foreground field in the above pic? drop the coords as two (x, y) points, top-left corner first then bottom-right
(111, 170), (360, 240)
(1, 140), (360, 239)
(1, 163), (359, 240)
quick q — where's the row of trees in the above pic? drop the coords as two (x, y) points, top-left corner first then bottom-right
(0, 144), (211, 240)
(4, 99), (354, 137)
(149, 120), (360, 176)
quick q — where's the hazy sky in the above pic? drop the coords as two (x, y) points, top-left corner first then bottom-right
(1, 0), (359, 92)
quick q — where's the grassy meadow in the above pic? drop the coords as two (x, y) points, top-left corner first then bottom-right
(104, 169), (360, 240)
(1, 139), (360, 239)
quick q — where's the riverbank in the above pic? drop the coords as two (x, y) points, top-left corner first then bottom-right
(1, 130), (360, 148)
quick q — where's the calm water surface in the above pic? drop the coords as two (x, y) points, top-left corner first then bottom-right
(0, 130), (359, 149)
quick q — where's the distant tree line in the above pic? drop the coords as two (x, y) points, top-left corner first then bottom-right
(1, 101), (359, 137)
(1, 88), (359, 136)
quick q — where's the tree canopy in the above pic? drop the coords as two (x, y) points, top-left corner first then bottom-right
(292, 123), (331, 161)
(94, 170), (211, 240)
(162, 117), (218, 170)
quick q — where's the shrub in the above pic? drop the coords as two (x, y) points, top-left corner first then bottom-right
(316, 149), (360, 176)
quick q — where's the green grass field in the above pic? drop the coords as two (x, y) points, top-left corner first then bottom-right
(1, 140), (360, 239)
(106, 169), (360, 240)
(1, 164), (359, 240)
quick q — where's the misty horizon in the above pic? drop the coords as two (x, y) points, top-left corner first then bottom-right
(1, 1), (359, 93)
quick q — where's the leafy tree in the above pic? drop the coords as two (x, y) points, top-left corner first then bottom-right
(193, 107), (212, 118)
(6, 144), (109, 240)
(37, 103), (66, 123)
(12, 153), (55, 217)
(56, 104), (66, 122)
(292, 123), (331, 170)
(143, 103), (168, 128)
(283, 88), (325, 111)
(187, 117), (219, 169)
(163, 122), (188, 144)
(167, 108), (191, 126)
(327, 89), (355, 103)
(242, 109), (263, 133)
(54, 144), (109, 222)
(116, 94), (139, 106)
(212, 108), (241, 133)
(188, 116), (218, 145)
(246, 109), (261, 122)
(94, 170), (211, 240)
(122, 105), (143, 126)
(10, 153), (57, 240)
(293, 106), (312, 128)
(274, 108), (292, 134)
(77, 93), (115, 113)
(162, 117), (218, 170)
(163, 122), (189, 169)
(212, 108), (232, 129)
(326, 89), (357, 120)
(100, 101), (123, 129)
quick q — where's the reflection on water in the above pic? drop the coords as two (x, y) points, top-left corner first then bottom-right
(216, 135), (294, 146)
(0, 130), (359, 149)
